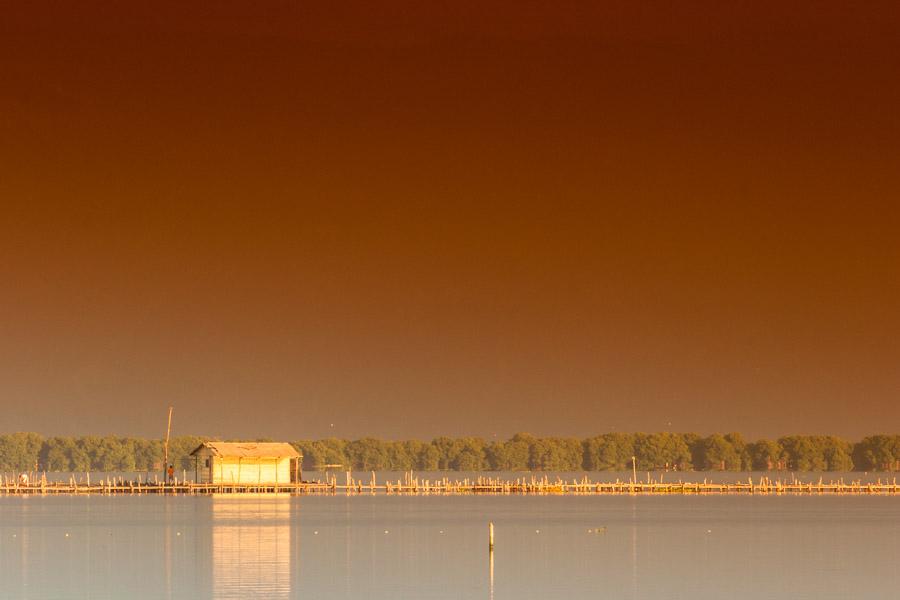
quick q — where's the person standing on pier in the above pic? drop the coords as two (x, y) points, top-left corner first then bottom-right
(167, 464), (174, 484)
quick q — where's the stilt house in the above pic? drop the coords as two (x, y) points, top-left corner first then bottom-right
(190, 442), (302, 484)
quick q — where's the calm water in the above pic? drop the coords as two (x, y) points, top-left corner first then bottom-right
(1, 494), (899, 599)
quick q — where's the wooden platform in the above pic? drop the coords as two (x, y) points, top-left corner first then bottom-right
(2, 473), (900, 496)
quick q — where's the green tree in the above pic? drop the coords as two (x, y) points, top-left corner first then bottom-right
(779, 436), (827, 471)
(748, 439), (783, 470)
(852, 435), (900, 471)
(682, 433), (705, 469)
(430, 437), (458, 470)
(134, 439), (164, 470)
(68, 438), (92, 472)
(294, 438), (349, 470)
(699, 434), (743, 471)
(484, 441), (508, 470)
(633, 432), (691, 470)
(416, 443), (441, 470)
(347, 438), (389, 470)
(503, 434), (534, 470)
(12, 431), (900, 474)
(399, 440), (429, 470)
(724, 433), (751, 470)
(450, 437), (487, 471)
(0, 432), (44, 471)
(386, 441), (414, 470)
(318, 438), (350, 468)
(90, 437), (137, 471)
(525, 437), (584, 471)
(821, 436), (853, 471)
(40, 437), (75, 471)
(583, 433), (635, 470)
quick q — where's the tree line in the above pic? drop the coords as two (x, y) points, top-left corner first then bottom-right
(2, 432), (900, 473)
(294, 433), (888, 472)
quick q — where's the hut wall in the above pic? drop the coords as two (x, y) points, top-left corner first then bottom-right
(198, 456), (212, 483)
(192, 449), (215, 484)
(211, 457), (292, 484)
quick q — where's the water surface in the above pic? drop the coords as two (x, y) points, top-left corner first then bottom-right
(1, 494), (898, 599)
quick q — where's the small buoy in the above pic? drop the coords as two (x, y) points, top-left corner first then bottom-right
(176, 532), (181, 536)
(535, 529), (540, 534)
(384, 530), (389, 534)
(439, 530), (444, 534)
(707, 529), (712, 533)
(65, 533), (69, 537)
(314, 531), (318, 535)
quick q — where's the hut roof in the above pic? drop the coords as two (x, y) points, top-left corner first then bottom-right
(190, 441), (301, 459)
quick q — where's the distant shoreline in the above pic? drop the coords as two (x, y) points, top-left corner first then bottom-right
(2, 432), (899, 474)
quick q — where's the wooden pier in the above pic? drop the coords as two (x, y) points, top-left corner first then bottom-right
(2, 472), (900, 496)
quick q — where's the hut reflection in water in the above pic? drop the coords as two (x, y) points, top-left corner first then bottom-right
(210, 495), (295, 599)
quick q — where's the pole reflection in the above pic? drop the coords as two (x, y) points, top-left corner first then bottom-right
(631, 499), (638, 600)
(489, 547), (494, 600)
(211, 494), (293, 599)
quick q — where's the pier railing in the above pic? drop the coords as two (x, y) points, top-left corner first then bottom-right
(2, 472), (900, 496)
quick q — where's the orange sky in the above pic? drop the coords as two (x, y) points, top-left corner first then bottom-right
(1, 2), (898, 439)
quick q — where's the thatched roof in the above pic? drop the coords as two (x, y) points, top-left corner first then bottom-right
(190, 441), (301, 459)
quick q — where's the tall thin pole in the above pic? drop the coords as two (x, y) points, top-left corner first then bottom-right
(489, 522), (495, 600)
(163, 406), (173, 484)
(631, 456), (637, 484)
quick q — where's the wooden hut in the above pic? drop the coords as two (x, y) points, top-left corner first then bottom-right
(190, 442), (302, 485)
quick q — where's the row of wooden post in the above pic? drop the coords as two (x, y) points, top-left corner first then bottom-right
(3, 472), (900, 495)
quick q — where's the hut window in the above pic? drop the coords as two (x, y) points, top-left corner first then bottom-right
(205, 459), (210, 467)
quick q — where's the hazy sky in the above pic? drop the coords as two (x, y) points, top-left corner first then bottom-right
(1, 2), (898, 440)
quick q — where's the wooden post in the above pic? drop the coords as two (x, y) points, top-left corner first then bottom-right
(163, 406), (173, 484)
(631, 456), (637, 484)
